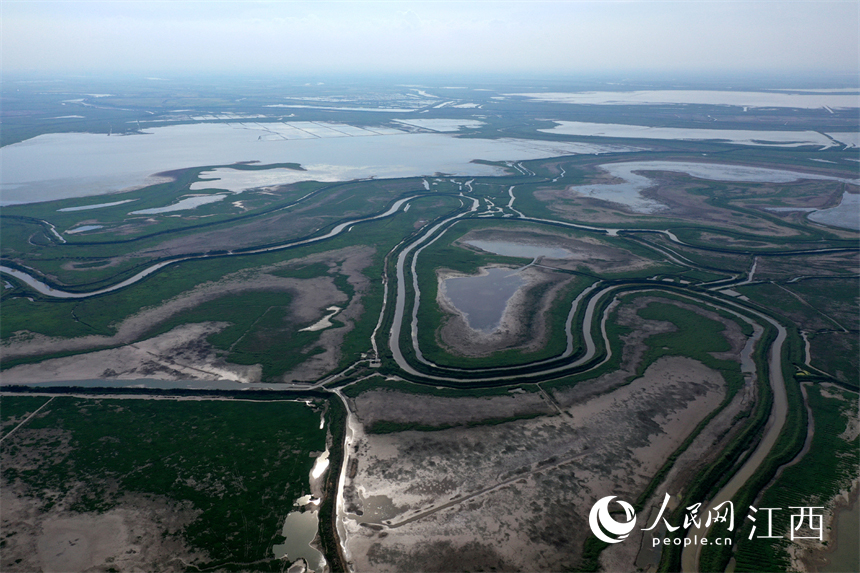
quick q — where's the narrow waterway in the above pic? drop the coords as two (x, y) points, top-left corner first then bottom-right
(681, 309), (788, 573)
(0, 196), (415, 299)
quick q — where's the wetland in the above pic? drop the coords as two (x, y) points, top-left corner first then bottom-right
(2, 78), (858, 573)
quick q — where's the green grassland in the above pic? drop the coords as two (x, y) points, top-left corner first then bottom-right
(1, 175), (440, 289)
(635, 299), (745, 391)
(738, 277), (859, 388)
(2, 194), (464, 380)
(732, 385), (859, 573)
(0, 395), (327, 571)
(806, 332), (860, 389)
(401, 217), (678, 371)
(0, 395), (52, 439)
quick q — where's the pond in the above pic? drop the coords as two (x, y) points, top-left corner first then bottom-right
(808, 192), (860, 231)
(442, 267), (526, 332)
(464, 239), (574, 260)
(272, 509), (326, 572)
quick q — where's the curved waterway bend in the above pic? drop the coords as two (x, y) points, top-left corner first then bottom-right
(681, 309), (788, 573)
(390, 273), (618, 383)
(0, 196), (416, 299)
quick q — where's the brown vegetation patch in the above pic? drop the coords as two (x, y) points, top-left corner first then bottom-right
(1, 485), (204, 573)
(1, 323), (263, 383)
(352, 389), (553, 428)
(342, 356), (726, 572)
(2, 246), (374, 384)
(456, 225), (658, 275)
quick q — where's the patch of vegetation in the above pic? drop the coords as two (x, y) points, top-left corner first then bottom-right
(340, 375), (542, 399)
(808, 331), (860, 389)
(0, 396), (327, 571)
(0, 395), (52, 438)
(637, 299), (744, 393)
(730, 385), (858, 573)
(366, 411), (546, 434)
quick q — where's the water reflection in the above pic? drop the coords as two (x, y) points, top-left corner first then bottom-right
(464, 239), (573, 259)
(443, 267), (525, 332)
(821, 500), (859, 573)
(808, 192), (860, 231)
(272, 509), (326, 572)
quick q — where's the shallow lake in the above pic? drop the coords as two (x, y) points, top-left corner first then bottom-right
(539, 121), (841, 148)
(0, 122), (632, 205)
(566, 160), (859, 215)
(129, 194), (227, 214)
(808, 192), (860, 231)
(464, 239), (573, 259)
(272, 509), (326, 571)
(443, 267), (525, 332)
(511, 90), (860, 109)
(821, 499), (859, 573)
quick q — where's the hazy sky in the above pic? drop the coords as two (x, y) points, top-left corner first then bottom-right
(3, 1), (858, 76)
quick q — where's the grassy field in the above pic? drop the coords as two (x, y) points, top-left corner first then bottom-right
(732, 384), (859, 573)
(2, 194), (463, 381)
(0, 395), (328, 571)
(0, 395), (52, 439)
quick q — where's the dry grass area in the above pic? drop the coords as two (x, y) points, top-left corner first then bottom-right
(2, 246), (374, 384)
(352, 389), (554, 429)
(339, 293), (756, 571)
(1, 323), (262, 383)
(754, 251), (860, 280)
(1, 426), (206, 572)
(2, 488), (204, 573)
(341, 357), (727, 572)
(281, 246), (374, 382)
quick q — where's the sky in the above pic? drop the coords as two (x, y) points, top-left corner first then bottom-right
(2, 1), (859, 77)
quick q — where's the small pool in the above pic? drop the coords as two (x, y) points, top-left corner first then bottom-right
(464, 239), (573, 259)
(443, 267), (525, 332)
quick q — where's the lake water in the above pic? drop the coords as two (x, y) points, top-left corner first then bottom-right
(464, 239), (574, 259)
(511, 90), (860, 109)
(566, 160), (860, 215)
(539, 121), (841, 148)
(272, 509), (326, 572)
(443, 267), (525, 332)
(129, 194), (228, 214)
(391, 119), (484, 132)
(0, 122), (633, 205)
(57, 199), (137, 212)
(808, 192), (860, 231)
(65, 225), (104, 234)
(821, 499), (859, 573)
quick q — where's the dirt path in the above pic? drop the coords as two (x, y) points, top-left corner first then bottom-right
(0, 396), (54, 443)
(380, 450), (588, 529)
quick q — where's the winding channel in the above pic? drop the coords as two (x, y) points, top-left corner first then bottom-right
(0, 196), (417, 299)
(3, 177), (803, 573)
(382, 191), (792, 573)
